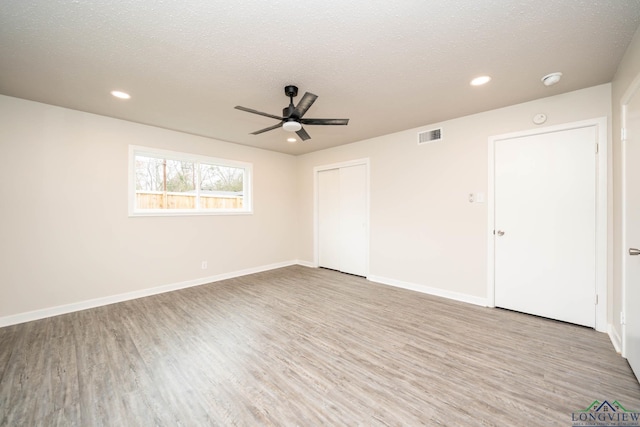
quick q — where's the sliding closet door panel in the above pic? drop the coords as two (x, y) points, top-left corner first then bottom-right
(339, 165), (367, 276)
(318, 169), (341, 271)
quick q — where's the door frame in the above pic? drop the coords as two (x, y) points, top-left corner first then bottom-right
(486, 118), (608, 332)
(620, 73), (640, 357)
(313, 158), (370, 275)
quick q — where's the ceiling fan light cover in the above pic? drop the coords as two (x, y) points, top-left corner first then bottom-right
(283, 121), (302, 132)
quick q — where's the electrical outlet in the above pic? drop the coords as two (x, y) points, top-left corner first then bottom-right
(201, 261), (208, 270)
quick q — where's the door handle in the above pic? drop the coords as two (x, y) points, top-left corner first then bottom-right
(496, 230), (505, 236)
(630, 248), (640, 256)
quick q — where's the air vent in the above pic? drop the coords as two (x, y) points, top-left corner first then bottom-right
(418, 128), (442, 145)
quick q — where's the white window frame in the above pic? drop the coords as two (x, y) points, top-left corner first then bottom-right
(128, 145), (253, 216)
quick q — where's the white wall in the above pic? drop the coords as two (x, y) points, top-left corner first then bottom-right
(0, 95), (298, 320)
(296, 84), (612, 302)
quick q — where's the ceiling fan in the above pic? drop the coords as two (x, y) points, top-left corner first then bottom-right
(234, 85), (349, 141)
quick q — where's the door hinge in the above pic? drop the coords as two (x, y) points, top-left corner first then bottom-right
(595, 143), (599, 154)
(594, 294), (598, 305)
(622, 127), (627, 140)
(621, 311), (626, 325)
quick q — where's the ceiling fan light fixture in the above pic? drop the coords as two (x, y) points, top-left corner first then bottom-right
(283, 120), (302, 132)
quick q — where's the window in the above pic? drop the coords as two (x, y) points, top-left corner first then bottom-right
(129, 146), (252, 216)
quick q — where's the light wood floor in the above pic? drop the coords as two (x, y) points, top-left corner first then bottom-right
(1, 266), (639, 426)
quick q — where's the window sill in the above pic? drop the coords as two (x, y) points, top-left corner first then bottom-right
(128, 210), (253, 217)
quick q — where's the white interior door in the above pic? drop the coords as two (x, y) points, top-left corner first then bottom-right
(624, 89), (640, 382)
(494, 126), (597, 328)
(317, 164), (368, 277)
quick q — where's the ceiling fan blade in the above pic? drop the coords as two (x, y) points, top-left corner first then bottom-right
(235, 106), (283, 121)
(251, 122), (283, 135)
(296, 127), (311, 141)
(300, 118), (349, 126)
(292, 92), (318, 118)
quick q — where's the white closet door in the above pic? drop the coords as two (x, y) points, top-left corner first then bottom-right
(318, 164), (368, 277)
(494, 126), (596, 328)
(339, 165), (367, 276)
(318, 169), (341, 271)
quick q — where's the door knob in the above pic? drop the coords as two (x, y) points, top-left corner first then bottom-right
(496, 230), (505, 236)
(630, 248), (640, 256)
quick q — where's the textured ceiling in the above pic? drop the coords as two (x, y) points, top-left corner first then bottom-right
(1, 1), (640, 155)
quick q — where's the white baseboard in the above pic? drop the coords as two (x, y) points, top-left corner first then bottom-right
(367, 275), (489, 307)
(0, 260), (302, 328)
(608, 324), (623, 354)
(295, 259), (316, 268)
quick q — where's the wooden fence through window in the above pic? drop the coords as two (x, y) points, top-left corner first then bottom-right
(136, 192), (243, 209)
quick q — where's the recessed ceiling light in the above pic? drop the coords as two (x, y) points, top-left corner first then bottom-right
(110, 90), (131, 99)
(470, 76), (492, 86)
(287, 137), (297, 143)
(541, 72), (562, 86)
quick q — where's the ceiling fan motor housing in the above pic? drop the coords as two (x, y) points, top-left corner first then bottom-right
(283, 106), (295, 118)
